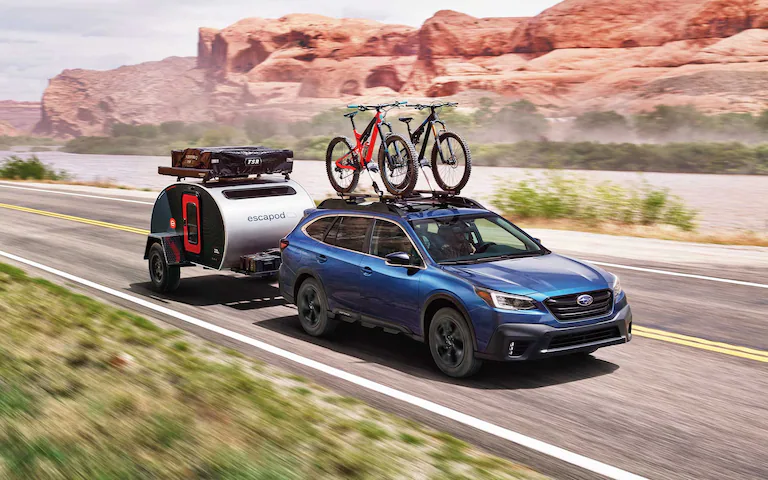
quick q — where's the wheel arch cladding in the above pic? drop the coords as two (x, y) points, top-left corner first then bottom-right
(293, 270), (319, 302)
(421, 293), (478, 349)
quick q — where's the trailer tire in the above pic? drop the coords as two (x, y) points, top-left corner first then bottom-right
(148, 243), (181, 293)
(296, 278), (337, 337)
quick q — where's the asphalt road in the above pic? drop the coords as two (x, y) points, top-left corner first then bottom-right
(1, 183), (766, 480)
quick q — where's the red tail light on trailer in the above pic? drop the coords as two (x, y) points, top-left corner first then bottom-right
(280, 238), (289, 251)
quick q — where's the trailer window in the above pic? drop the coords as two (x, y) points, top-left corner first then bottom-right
(223, 186), (296, 200)
(187, 203), (199, 245)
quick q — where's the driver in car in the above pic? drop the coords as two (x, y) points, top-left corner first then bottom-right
(436, 222), (476, 260)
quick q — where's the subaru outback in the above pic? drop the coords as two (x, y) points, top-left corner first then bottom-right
(279, 195), (631, 378)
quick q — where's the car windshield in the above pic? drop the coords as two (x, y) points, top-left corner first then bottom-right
(411, 214), (546, 264)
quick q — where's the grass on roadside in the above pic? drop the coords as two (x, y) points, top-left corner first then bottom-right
(0, 156), (67, 181)
(493, 172), (698, 232)
(0, 263), (545, 480)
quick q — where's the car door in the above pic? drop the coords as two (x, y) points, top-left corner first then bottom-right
(318, 215), (373, 317)
(358, 219), (424, 333)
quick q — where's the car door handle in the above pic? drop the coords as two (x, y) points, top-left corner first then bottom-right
(316, 254), (327, 263)
(361, 266), (373, 276)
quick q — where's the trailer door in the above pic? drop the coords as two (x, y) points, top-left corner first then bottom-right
(182, 193), (201, 254)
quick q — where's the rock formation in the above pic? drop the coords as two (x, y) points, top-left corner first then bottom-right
(34, 0), (768, 137)
(0, 101), (41, 135)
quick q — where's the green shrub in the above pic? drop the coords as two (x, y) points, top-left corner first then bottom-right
(294, 136), (333, 160)
(472, 140), (768, 174)
(0, 136), (59, 147)
(0, 155), (66, 180)
(492, 172), (698, 231)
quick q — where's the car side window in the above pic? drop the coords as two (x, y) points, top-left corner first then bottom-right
(305, 216), (335, 241)
(370, 220), (422, 266)
(326, 216), (372, 253)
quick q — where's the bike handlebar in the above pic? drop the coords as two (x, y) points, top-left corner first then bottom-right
(346, 101), (407, 111)
(408, 102), (459, 110)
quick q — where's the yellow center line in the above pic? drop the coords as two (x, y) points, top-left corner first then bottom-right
(633, 329), (768, 363)
(0, 202), (150, 236)
(633, 326), (768, 358)
(2, 201), (767, 364)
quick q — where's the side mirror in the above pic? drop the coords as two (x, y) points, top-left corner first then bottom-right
(533, 238), (542, 243)
(385, 251), (412, 267)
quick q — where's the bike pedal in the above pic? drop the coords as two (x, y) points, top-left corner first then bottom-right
(419, 159), (430, 167)
(366, 162), (380, 173)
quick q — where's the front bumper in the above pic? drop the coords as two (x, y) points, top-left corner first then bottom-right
(477, 304), (632, 361)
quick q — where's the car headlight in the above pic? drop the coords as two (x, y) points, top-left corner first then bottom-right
(475, 287), (537, 311)
(612, 275), (623, 299)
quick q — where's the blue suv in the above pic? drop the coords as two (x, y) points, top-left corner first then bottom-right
(279, 195), (632, 378)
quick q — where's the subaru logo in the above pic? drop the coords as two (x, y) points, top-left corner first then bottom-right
(577, 294), (594, 306)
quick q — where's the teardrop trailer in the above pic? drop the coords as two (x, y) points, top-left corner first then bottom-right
(144, 146), (315, 292)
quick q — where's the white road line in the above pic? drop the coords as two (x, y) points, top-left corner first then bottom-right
(0, 249), (646, 480)
(0, 182), (155, 205)
(4, 182), (764, 291)
(590, 261), (768, 289)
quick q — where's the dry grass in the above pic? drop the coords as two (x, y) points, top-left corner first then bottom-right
(515, 218), (768, 247)
(0, 263), (545, 480)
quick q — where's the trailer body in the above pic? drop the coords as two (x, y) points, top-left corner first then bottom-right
(145, 178), (314, 275)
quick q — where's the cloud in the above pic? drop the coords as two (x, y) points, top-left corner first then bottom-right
(0, 0), (560, 101)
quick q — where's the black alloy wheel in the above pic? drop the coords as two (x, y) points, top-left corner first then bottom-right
(428, 307), (482, 378)
(296, 278), (337, 337)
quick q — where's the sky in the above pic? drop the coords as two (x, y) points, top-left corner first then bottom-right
(0, 0), (561, 101)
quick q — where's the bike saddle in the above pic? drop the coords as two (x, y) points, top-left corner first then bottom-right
(344, 111), (358, 118)
(398, 117), (413, 123)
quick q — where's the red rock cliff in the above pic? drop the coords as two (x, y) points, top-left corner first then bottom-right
(35, 0), (768, 137)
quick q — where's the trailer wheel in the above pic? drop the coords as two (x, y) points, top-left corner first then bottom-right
(296, 278), (337, 337)
(148, 243), (181, 293)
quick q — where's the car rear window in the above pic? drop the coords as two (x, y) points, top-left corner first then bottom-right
(305, 216), (335, 241)
(223, 186), (296, 199)
(325, 216), (372, 253)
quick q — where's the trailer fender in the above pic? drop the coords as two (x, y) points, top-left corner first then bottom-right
(144, 234), (188, 266)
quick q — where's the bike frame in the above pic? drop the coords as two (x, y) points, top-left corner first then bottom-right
(408, 108), (448, 162)
(335, 110), (394, 170)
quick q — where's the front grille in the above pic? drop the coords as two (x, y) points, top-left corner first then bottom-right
(548, 326), (621, 350)
(545, 289), (613, 321)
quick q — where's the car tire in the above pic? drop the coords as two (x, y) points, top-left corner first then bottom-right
(428, 307), (482, 378)
(296, 278), (337, 337)
(148, 243), (181, 293)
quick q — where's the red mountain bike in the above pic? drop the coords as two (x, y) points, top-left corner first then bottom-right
(326, 101), (418, 196)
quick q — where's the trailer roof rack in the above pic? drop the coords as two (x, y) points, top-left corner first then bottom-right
(317, 190), (484, 216)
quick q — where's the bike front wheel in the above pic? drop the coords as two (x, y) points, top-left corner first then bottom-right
(326, 136), (360, 194)
(377, 133), (418, 196)
(430, 131), (472, 193)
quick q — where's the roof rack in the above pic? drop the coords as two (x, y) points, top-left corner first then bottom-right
(317, 190), (484, 214)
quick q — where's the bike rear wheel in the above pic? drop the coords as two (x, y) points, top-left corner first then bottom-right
(326, 136), (360, 194)
(377, 133), (418, 196)
(430, 131), (472, 193)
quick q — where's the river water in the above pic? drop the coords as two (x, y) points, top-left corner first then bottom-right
(2, 150), (766, 233)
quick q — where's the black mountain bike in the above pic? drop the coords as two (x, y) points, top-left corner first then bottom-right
(399, 102), (472, 193)
(327, 101), (418, 196)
